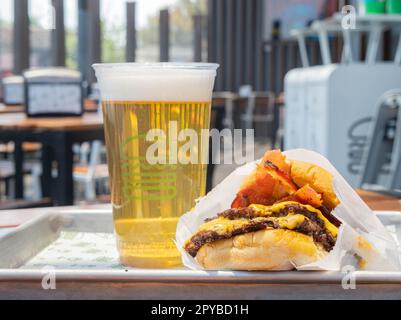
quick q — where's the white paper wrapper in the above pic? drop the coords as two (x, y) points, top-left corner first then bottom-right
(176, 149), (401, 271)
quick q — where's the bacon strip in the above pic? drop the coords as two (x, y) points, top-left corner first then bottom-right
(231, 150), (340, 227)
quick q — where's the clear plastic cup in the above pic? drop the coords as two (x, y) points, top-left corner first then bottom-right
(93, 63), (218, 268)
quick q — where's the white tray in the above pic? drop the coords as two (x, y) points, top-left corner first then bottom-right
(1, 209), (401, 299)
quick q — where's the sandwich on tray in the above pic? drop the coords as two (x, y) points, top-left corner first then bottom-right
(183, 149), (343, 270)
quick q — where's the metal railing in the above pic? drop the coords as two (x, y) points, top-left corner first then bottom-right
(259, 37), (344, 95)
(7, 0), (206, 85)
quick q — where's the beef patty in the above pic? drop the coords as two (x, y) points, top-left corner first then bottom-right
(185, 204), (337, 257)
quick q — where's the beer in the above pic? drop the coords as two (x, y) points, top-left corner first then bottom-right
(93, 63), (218, 268)
(103, 101), (210, 268)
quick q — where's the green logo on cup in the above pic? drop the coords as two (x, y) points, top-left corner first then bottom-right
(120, 134), (177, 201)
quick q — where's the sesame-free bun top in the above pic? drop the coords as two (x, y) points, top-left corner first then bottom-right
(290, 159), (340, 211)
(231, 149), (340, 211)
(93, 63), (218, 102)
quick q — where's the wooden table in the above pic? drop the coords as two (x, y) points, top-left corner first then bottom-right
(0, 113), (104, 205)
(0, 105), (23, 114)
(0, 99), (99, 114)
(356, 189), (401, 211)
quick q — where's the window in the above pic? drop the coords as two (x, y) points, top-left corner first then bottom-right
(169, 0), (207, 62)
(136, 0), (207, 62)
(29, 0), (52, 67)
(100, 0), (126, 63)
(0, 0), (14, 76)
(65, 0), (78, 69)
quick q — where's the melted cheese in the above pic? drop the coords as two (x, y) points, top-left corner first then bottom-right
(198, 217), (250, 233)
(248, 201), (338, 237)
(275, 214), (306, 229)
(197, 214), (307, 236)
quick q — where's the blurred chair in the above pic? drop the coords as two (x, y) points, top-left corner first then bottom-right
(274, 93), (285, 149)
(73, 141), (109, 201)
(0, 160), (42, 200)
(360, 89), (401, 196)
(240, 91), (276, 146)
(0, 143), (42, 201)
(237, 85), (253, 129)
(241, 91), (275, 129)
(0, 160), (15, 200)
(212, 92), (239, 130)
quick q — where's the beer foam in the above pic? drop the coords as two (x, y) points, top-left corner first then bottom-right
(93, 63), (218, 102)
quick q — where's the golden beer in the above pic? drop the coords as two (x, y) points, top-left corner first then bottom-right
(103, 101), (210, 268)
(94, 63), (218, 268)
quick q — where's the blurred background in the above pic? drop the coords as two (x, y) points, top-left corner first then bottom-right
(1, 0), (401, 210)
(0, 0), (339, 91)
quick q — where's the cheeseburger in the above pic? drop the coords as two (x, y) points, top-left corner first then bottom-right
(184, 150), (342, 270)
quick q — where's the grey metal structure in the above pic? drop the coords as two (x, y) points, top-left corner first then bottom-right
(207, 0), (216, 64)
(393, 142), (401, 190)
(193, 14), (203, 62)
(78, 0), (101, 84)
(360, 89), (401, 191)
(159, 9), (170, 62)
(208, 0), (265, 91)
(126, 1), (137, 62)
(13, 0), (30, 74)
(51, 0), (66, 67)
(224, 0), (234, 90)
(78, 0), (89, 82)
(234, 0), (244, 91)
(88, 0), (101, 83)
(254, 0), (264, 87)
